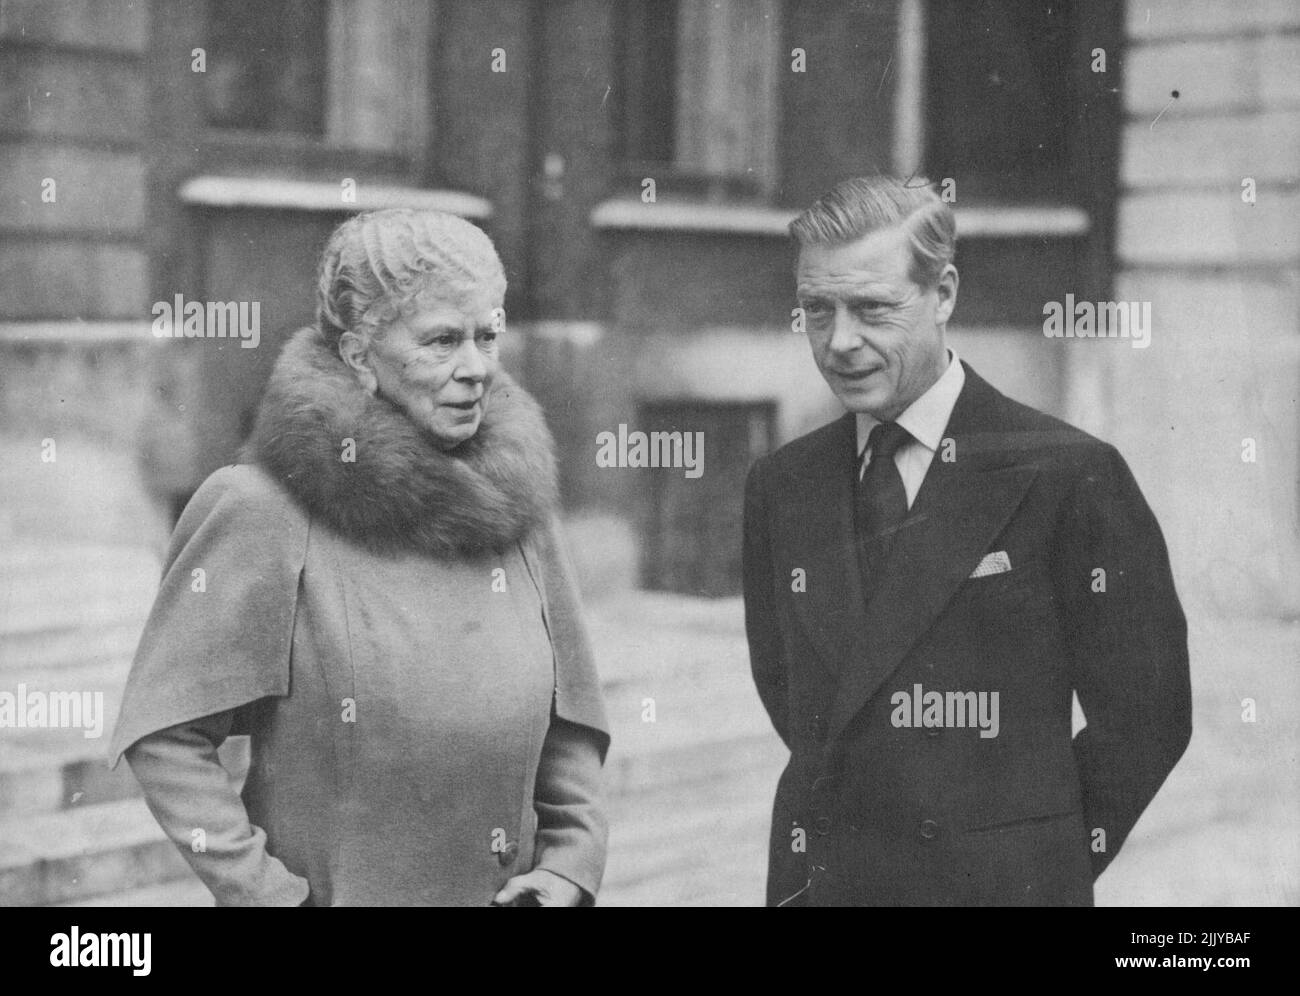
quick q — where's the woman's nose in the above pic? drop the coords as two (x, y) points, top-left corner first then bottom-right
(453, 338), (488, 381)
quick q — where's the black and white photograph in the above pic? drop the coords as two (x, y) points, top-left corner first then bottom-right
(0, 0), (1295, 944)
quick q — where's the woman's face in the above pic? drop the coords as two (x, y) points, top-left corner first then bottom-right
(367, 282), (503, 451)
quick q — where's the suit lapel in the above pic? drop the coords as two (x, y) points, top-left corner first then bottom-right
(772, 414), (866, 681)
(824, 366), (1039, 744)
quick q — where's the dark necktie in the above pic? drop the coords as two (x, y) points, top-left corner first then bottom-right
(855, 421), (911, 603)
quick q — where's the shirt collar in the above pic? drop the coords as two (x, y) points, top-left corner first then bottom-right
(856, 348), (966, 456)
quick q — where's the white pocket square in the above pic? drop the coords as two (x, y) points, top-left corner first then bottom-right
(970, 551), (1012, 578)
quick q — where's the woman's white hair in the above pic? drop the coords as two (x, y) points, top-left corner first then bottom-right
(315, 208), (506, 348)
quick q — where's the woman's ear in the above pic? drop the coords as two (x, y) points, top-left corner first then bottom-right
(338, 330), (379, 395)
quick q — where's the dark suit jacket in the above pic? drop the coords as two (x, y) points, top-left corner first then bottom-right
(742, 362), (1192, 906)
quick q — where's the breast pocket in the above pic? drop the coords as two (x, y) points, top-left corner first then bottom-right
(964, 557), (1052, 612)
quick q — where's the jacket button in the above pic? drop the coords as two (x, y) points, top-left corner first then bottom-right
(809, 716), (828, 742)
(919, 819), (939, 840)
(497, 840), (520, 866)
(926, 727), (942, 738)
(813, 816), (832, 836)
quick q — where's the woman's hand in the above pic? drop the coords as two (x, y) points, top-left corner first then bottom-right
(491, 869), (585, 907)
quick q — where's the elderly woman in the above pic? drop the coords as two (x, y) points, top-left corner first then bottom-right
(109, 210), (609, 906)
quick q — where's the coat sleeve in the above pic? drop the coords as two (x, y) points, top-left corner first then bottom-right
(124, 713), (310, 907)
(108, 464), (309, 766)
(1055, 443), (1193, 880)
(743, 456), (790, 747)
(530, 714), (608, 904)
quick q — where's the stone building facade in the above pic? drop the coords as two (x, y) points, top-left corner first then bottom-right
(0, 0), (1295, 905)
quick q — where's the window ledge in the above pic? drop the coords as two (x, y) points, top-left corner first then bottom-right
(590, 199), (794, 237)
(179, 176), (493, 219)
(590, 198), (1090, 239)
(0, 321), (152, 344)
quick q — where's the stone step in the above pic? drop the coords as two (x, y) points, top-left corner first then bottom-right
(589, 622), (747, 688)
(0, 592), (152, 643)
(603, 762), (776, 897)
(0, 621), (142, 674)
(55, 875), (214, 908)
(0, 544), (158, 645)
(0, 544), (155, 576)
(605, 727), (783, 798)
(602, 844), (767, 907)
(605, 798), (772, 895)
(0, 741), (139, 820)
(0, 796), (192, 907)
(590, 593), (746, 642)
(0, 657), (131, 823)
(0, 716), (250, 820)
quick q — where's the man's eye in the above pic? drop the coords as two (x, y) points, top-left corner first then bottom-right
(430, 334), (457, 347)
(803, 302), (831, 316)
(478, 331), (498, 345)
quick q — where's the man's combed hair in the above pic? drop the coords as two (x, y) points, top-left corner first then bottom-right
(789, 175), (957, 288)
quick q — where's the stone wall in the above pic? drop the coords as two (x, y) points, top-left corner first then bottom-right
(0, 0), (166, 550)
(1084, 0), (1300, 617)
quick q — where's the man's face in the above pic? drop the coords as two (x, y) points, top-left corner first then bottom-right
(796, 225), (956, 422)
(367, 282), (502, 451)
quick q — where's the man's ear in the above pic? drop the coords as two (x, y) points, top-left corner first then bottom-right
(338, 330), (378, 395)
(934, 263), (959, 326)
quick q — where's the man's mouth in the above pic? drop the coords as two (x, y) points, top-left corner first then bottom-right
(837, 367), (882, 381)
(443, 398), (482, 410)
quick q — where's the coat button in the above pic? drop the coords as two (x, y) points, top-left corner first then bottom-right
(497, 840), (519, 866)
(926, 727), (942, 738)
(809, 716), (827, 742)
(919, 819), (939, 840)
(813, 816), (832, 836)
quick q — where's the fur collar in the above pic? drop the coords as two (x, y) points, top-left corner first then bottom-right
(245, 326), (558, 557)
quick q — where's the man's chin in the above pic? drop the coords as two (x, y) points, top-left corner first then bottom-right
(831, 382), (897, 419)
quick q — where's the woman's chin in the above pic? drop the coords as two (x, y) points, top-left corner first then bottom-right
(426, 413), (481, 451)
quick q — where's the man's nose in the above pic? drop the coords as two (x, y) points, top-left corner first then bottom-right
(827, 307), (863, 354)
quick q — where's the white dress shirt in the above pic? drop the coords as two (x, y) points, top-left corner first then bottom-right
(856, 348), (966, 509)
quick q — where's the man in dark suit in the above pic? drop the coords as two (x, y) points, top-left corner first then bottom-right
(743, 175), (1192, 906)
